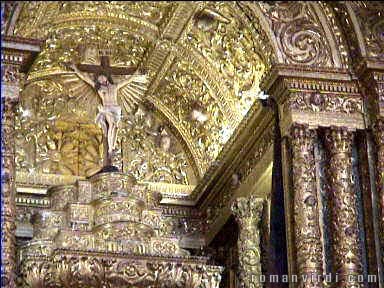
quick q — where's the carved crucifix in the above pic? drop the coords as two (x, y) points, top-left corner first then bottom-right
(64, 55), (148, 171)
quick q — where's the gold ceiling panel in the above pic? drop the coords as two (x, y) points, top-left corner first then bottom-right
(154, 56), (228, 171)
(27, 24), (151, 80)
(184, 2), (265, 119)
(13, 1), (267, 182)
(13, 1), (175, 39)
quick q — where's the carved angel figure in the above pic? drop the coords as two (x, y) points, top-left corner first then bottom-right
(62, 58), (148, 167)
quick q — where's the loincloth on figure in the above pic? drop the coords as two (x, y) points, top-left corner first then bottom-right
(95, 105), (122, 126)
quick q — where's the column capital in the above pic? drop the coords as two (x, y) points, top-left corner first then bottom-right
(374, 117), (384, 132)
(324, 126), (354, 155)
(290, 123), (315, 140)
(231, 195), (263, 221)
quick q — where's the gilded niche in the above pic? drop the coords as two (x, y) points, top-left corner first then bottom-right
(15, 85), (104, 176)
(15, 95), (195, 184)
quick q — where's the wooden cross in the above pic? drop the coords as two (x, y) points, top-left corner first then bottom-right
(76, 55), (140, 76)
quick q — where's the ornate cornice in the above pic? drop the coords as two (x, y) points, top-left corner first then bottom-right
(260, 64), (364, 135)
(20, 249), (223, 288)
(1, 36), (44, 75)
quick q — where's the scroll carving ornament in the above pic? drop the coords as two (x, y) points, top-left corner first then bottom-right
(324, 127), (363, 287)
(290, 124), (323, 287)
(259, 2), (333, 67)
(231, 196), (263, 288)
(187, 3), (265, 117)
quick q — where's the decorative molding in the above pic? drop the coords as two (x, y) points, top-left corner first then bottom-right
(20, 250), (223, 288)
(261, 65), (364, 135)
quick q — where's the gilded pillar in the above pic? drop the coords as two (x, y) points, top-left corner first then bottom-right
(231, 195), (263, 288)
(1, 65), (20, 288)
(1, 36), (42, 287)
(374, 118), (384, 266)
(324, 127), (363, 288)
(290, 124), (323, 288)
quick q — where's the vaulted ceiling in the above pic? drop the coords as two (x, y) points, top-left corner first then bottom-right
(3, 1), (382, 188)
(6, 1), (266, 184)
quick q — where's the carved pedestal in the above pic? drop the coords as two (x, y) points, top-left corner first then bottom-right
(290, 124), (323, 288)
(324, 127), (363, 288)
(1, 96), (18, 288)
(231, 195), (263, 288)
(19, 171), (223, 287)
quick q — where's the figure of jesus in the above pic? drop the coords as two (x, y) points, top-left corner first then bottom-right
(65, 62), (147, 168)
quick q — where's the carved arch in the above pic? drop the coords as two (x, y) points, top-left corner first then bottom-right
(237, 2), (354, 69)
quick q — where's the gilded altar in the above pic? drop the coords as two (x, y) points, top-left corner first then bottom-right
(1, 2), (384, 288)
(18, 172), (222, 287)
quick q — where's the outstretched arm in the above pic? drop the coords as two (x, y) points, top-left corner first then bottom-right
(117, 73), (148, 90)
(64, 62), (95, 87)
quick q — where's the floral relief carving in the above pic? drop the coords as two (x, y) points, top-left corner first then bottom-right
(119, 106), (195, 185)
(2, 90), (20, 288)
(286, 92), (363, 114)
(259, 2), (333, 67)
(186, 2), (265, 117)
(22, 254), (222, 288)
(14, 2), (174, 39)
(155, 57), (228, 172)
